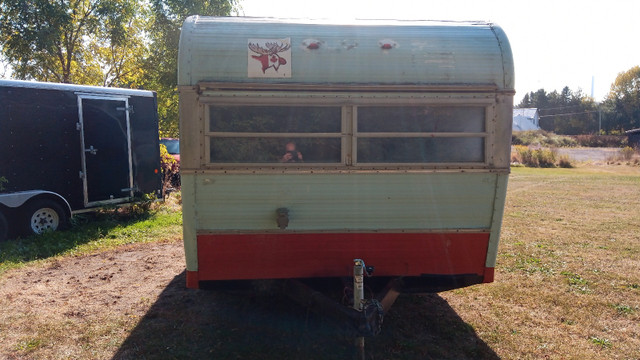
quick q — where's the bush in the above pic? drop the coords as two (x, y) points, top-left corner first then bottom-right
(606, 146), (639, 165)
(512, 130), (577, 148)
(513, 131), (629, 148)
(512, 145), (573, 168)
(620, 146), (635, 161)
(535, 148), (557, 168)
(557, 155), (574, 168)
(570, 135), (627, 148)
(159, 144), (180, 195)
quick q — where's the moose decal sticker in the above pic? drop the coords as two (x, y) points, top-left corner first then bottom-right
(248, 38), (292, 78)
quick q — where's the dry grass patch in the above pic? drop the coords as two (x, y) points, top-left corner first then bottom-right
(442, 165), (640, 359)
(0, 242), (185, 359)
(606, 146), (640, 166)
(0, 167), (639, 359)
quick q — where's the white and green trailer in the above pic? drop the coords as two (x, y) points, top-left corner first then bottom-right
(178, 16), (514, 298)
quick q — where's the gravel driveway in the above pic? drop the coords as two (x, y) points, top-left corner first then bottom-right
(553, 147), (620, 162)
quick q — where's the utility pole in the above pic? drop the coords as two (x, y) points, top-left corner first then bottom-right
(598, 105), (602, 135)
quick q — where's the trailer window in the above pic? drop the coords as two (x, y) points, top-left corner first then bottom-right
(356, 106), (486, 163)
(205, 104), (488, 165)
(207, 106), (342, 163)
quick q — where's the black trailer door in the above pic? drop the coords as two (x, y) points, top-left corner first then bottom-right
(78, 95), (133, 206)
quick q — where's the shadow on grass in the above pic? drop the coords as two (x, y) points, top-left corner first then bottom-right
(113, 272), (500, 360)
(0, 211), (153, 268)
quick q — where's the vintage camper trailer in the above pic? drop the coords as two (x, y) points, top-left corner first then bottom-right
(178, 17), (514, 295)
(0, 80), (162, 240)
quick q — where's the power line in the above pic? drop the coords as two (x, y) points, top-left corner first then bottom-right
(539, 110), (599, 118)
(537, 105), (585, 111)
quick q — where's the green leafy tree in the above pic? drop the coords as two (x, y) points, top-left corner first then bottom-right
(0, 0), (148, 86)
(518, 87), (599, 135)
(605, 65), (640, 132)
(142, 0), (240, 137)
(1, 0), (239, 136)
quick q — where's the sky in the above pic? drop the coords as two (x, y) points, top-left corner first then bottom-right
(239, 0), (640, 103)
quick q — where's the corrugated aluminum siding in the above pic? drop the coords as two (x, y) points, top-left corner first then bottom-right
(178, 17), (514, 90)
(187, 172), (499, 231)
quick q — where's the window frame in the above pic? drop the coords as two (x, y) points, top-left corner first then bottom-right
(352, 105), (489, 166)
(204, 103), (347, 166)
(198, 91), (496, 170)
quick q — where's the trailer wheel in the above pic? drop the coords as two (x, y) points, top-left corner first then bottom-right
(0, 211), (8, 242)
(22, 199), (69, 236)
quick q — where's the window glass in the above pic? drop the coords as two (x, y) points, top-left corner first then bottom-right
(207, 105), (342, 163)
(357, 137), (484, 163)
(210, 137), (341, 163)
(205, 104), (488, 165)
(358, 106), (485, 133)
(210, 106), (341, 133)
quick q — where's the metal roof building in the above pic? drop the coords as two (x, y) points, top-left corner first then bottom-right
(513, 108), (540, 131)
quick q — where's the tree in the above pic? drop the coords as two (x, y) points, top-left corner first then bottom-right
(605, 65), (640, 132)
(0, 0), (147, 86)
(142, 0), (240, 137)
(0, 0), (239, 135)
(517, 87), (599, 135)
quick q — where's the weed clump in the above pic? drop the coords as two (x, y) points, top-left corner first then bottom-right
(605, 146), (639, 165)
(512, 131), (628, 148)
(572, 134), (628, 148)
(160, 144), (180, 195)
(620, 146), (636, 161)
(511, 145), (573, 168)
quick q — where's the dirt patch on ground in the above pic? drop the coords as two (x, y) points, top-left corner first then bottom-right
(0, 240), (496, 359)
(0, 241), (186, 359)
(2, 166), (639, 359)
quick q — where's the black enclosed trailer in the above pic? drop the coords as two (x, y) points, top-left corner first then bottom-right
(0, 79), (162, 240)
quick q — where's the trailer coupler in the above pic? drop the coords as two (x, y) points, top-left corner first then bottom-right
(284, 278), (385, 337)
(357, 298), (384, 337)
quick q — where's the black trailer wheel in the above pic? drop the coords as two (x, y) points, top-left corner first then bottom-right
(22, 199), (68, 236)
(0, 211), (8, 242)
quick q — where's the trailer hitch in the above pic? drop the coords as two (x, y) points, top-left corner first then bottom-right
(283, 279), (384, 337)
(357, 298), (384, 337)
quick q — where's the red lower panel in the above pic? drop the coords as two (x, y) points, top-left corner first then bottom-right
(186, 271), (199, 289)
(483, 267), (495, 283)
(195, 232), (490, 282)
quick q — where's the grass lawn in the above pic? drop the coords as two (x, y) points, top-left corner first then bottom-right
(440, 165), (640, 359)
(0, 197), (183, 276)
(0, 166), (638, 359)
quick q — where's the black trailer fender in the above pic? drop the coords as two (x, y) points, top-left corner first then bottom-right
(0, 191), (72, 236)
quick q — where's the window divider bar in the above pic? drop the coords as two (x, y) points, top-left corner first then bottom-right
(206, 132), (343, 138)
(356, 132), (488, 138)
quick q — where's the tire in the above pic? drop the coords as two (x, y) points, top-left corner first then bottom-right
(22, 199), (69, 236)
(0, 211), (8, 242)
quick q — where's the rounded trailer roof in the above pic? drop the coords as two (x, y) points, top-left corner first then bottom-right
(0, 79), (155, 97)
(178, 16), (514, 91)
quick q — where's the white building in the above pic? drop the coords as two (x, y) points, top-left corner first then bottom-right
(513, 108), (541, 131)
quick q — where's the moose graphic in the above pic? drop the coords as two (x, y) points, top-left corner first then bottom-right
(248, 41), (291, 74)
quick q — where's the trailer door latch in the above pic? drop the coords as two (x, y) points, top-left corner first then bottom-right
(84, 145), (98, 155)
(116, 105), (134, 113)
